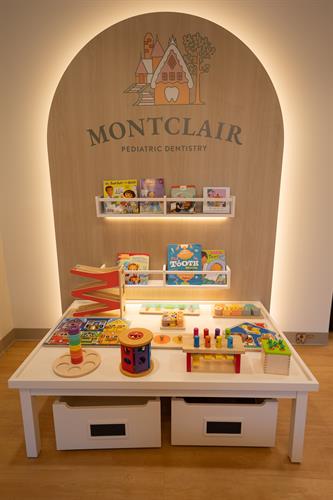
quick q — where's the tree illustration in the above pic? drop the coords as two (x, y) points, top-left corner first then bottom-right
(183, 32), (216, 105)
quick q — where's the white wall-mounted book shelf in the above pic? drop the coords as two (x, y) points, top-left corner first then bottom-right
(95, 196), (236, 218)
(123, 265), (231, 289)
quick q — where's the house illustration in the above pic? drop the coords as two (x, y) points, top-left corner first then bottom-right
(125, 33), (194, 105)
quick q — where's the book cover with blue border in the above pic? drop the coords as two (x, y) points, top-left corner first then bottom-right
(167, 243), (202, 285)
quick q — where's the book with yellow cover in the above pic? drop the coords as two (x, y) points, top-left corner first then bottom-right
(103, 179), (139, 214)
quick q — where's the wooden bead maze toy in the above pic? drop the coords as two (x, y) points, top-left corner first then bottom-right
(261, 338), (291, 375)
(118, 328), (154, 377)
(70, 265), (125, 317)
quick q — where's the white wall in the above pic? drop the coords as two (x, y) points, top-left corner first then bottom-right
(0, 232), (13, 339)
(1, 0), (332, 331)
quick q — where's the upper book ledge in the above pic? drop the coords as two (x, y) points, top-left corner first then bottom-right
(95, 195), (236, 218)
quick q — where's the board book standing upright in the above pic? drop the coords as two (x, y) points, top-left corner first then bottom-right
(139, 178), (165, 213)
(167, 243), (202, 285)
(202, 249), (227, 284)
(117, 253), (149, 285)
(169, 185), (196, 213)
(103, 179), (139, 214)
(203, 187), (231, 214)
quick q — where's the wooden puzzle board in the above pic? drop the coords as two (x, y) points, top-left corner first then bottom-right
(44, 300), (274, 351)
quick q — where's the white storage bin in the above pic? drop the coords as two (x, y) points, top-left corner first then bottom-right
(53, 396), (161, 450)
(171, 397), (278, 447)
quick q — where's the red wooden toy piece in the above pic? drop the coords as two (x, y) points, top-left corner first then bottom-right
(70, 265), (126, 317)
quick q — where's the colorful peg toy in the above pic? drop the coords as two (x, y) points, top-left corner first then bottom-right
(185, 328), (245, 373)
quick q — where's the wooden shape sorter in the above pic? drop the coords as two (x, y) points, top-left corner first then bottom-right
(70, 265), (126, 317)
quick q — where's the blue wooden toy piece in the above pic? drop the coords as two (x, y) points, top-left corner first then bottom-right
(227, 336), (233, 349)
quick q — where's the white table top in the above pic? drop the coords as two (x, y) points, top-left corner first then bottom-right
(8, 301), (319, 395)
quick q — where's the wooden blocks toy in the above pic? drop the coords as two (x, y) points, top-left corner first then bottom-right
(160, 311), (185, 330)
(182, 332), (245, 373)
(261, 339), (291, 375)
(213, 303), (263, 318)
(70, 265), (125, 317)
(118, 328), (153, 377)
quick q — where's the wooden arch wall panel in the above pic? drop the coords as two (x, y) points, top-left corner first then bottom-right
(48, 12), (283, 310)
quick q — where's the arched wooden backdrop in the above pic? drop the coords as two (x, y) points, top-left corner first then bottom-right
(48, 12), (283, 311)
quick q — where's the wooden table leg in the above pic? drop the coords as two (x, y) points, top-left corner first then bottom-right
(288, 391), (308, 463)
(19, 390), (41, 458)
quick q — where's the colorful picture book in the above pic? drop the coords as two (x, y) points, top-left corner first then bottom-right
(117, 253), (149, 285)
(44, 317), (130, 346)
(139, 178), (165, 213)
(202, 249), (227, 284)
(169, 185), (196, 213)
(230, 322), (278, 350)
(167, 243), (202, 285)
(103, 179), (139, 214)
(203, 187), (231, 214)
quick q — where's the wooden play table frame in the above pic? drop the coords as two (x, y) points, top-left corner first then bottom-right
(8, 300), (318, 462)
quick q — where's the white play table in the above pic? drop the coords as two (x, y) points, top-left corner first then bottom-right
(8, 301), (318, 462)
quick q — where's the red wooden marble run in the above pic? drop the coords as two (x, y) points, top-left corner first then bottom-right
(70, 265), (125, 317)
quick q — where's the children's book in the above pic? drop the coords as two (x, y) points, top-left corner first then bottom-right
(44, 317), (129, 346)
(230, 322), (278, 350)
(203, 187), (231, 214)
(169, 185), (196, 213)
(117, 253), (149, 285)
(103, 179), (139, 214)
(139, 178), (165, 213)
(167, 243), (202, 285)
(202, 249), (227, 285)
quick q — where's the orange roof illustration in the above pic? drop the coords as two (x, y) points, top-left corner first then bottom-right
(151, 36), (164, 57)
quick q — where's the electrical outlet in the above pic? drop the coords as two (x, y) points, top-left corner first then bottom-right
(296, 333), (306, 344)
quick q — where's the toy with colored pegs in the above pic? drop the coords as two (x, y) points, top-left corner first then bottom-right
(185, 330), (245, 373)
(70, 264), (126, 317)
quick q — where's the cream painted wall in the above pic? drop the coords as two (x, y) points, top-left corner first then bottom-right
(1, 0), (332, 331)
(0, 232), (13, 339)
